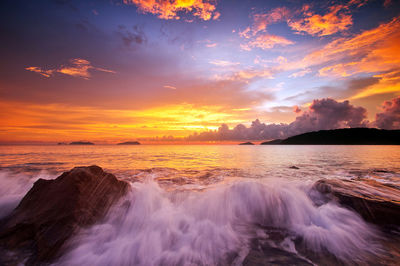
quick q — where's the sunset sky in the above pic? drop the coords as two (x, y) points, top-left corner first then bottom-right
(1, 0), (400, 143)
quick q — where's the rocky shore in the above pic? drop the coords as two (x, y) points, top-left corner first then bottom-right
(0, 166), (399, 265)
(0, 166), (128, 265)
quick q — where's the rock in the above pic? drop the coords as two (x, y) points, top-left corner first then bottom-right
(243, 237), (313, 266)
(69, 141), (94, 145)
(243, 248), (313, 266)
(313, 179), (400, 227)
(0, 165), (128, 264)
(289, 166), (300, 169)
(117, 141), (141, 145)
(239, 142), (255, 145)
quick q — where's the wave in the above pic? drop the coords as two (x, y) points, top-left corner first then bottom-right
(56, 176), (381, 266)
(0, 170), (54, 219)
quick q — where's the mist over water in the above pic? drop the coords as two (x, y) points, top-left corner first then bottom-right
(0, 145), (399, 265)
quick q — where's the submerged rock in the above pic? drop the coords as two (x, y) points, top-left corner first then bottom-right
(313, 179), (400, 227)
(0, 165), (128, 264)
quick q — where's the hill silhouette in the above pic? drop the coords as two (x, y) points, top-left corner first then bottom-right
(276, 128), (400, 145)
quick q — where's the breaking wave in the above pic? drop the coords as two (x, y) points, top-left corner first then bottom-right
(0, 170), (53, 219)
(56, 176), (381, 265)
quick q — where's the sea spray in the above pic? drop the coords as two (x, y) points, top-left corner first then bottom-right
(56, 175), (381, 265)
(0, 170), (53, 219)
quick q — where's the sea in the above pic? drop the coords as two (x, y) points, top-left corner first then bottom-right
(0, 145), (399, 265)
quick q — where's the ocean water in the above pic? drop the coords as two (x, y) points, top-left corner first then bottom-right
(0, 145), (400, 265)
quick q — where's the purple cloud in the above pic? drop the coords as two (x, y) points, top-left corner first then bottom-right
(375, 96), (400, 129)
(187, 98), (369, 141)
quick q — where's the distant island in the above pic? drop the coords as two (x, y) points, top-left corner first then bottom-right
(69, 141), (95, 145)
(262, 128), (400, 145)
(117, 141), (141, 145)
(239, 142), (255, 145)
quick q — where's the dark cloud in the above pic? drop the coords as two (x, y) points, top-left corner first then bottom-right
(117, 25), (147, 48)
(187, 98), (369, 141)
(347, 77), (380, 92)
(284, 77), (381, 105)
(375, 96), (400, 129)
(302, 98), (368, 128)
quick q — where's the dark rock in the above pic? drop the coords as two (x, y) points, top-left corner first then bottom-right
(0, 165), (128, 264)
(117, 141), (141, 145)
(289, 166), (300, 169)
(260, 139), (283, 145)
(239, 142), (255, 145)
(243, 236), (313, 266)
(243, 248), (313, 266)
(313, 179), (400, 226)
(69, 141), (94, 145)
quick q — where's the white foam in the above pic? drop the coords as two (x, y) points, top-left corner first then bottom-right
(57, 177), (380, 265)
(0, 170), (53, 219)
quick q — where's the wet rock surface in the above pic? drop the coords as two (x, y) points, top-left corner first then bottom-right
(313, 178), (400, 227)
(0, 165), (128, 265)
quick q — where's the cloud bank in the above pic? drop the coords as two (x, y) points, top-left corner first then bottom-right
(186, 97), (379, 141)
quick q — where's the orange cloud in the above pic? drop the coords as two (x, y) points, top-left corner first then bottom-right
(124, 0), (219, 21)
(26, 58), (115, 79)
(25, 67), (54, 78)
(239, 7), (293, 50)
(301, 16), (400, 99)
(304, 17), (400, 68)
(288, 4), (352, 36)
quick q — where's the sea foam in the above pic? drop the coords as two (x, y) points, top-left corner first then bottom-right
(56, 176), (380, 265)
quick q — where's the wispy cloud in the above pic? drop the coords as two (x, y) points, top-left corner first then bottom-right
(25, 67), (54, 78)
(209, 60), (240, 67)
(214, 67), (275, 82)
(26, 58), (115, 79)
(241, 33), (293, 50)
(289, 68), (312, 78)
(164, 85), (177, 90)
(205, 42), (217, 48)
(124, 0), (220, 21)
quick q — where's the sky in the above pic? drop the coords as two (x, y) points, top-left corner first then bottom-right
(0, 0), (400, 143)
